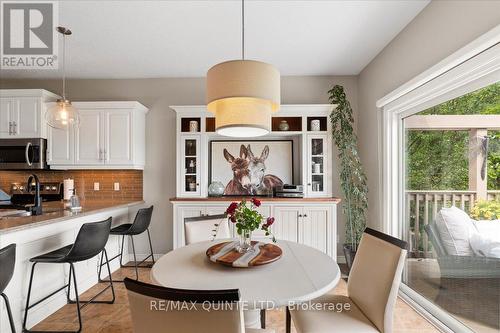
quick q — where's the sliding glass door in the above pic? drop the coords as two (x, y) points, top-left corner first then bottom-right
(401, 83), (499, 333)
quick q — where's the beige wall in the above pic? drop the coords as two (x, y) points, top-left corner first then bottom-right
(0, 76), (357, 255)
(357, 0), (500, 231)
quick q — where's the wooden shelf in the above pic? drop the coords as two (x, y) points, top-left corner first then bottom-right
(206, 117), (215, 132)
(272, 117), (302, 132)
(170, 197), (341, 203)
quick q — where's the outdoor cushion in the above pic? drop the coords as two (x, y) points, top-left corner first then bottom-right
(435, 206), (476, 256)
(470, 220), (500, 258)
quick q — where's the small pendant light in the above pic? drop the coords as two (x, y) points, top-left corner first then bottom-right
(206, 0), (280, 137)
(46, 26), (80, 129)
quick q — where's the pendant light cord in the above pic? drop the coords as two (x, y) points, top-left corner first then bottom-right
(62, 32), (66, 100)
(241, 0), (245, 60)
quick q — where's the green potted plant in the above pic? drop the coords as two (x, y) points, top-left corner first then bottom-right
(329, 85), (368, 271)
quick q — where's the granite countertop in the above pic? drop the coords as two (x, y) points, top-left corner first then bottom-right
(0, 200), (144, 234)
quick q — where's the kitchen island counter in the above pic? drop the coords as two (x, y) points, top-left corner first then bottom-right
(0, 200), (144, 234)
(0, 199), (145, 332)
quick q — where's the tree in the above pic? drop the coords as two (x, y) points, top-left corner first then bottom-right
(406, 83), (500, 191)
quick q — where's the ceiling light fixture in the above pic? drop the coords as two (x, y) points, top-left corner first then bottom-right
(46, 26), (80, 129)
(206, 0), (280, 137)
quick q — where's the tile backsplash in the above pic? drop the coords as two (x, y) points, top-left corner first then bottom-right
(0, 170), (143, 201)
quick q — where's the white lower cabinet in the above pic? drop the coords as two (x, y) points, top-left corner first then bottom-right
(172, 201), (337, 258)
(299, 206), (332, 255)
(272, 206), (301, 242)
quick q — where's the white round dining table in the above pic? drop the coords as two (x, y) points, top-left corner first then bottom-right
(151, 239), (341, 328)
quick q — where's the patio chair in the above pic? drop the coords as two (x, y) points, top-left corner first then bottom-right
(425, 223), (500, 278)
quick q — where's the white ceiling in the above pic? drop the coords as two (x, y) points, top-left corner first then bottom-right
(1, 0), (429, 79)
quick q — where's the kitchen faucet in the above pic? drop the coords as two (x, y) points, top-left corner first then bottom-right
(27, 174), (43, 215)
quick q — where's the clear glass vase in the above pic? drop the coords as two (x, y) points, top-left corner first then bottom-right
(236, 230), (254, 253)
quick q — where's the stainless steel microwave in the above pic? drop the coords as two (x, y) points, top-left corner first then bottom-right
(0, 138), (48, 170)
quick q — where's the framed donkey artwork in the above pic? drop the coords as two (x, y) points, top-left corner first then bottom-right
(210, 140), (294, 196)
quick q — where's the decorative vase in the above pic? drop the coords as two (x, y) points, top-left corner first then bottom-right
(278, 120), (289, 131)
(310, 119), (321, 131)
(343, 243), (357, 274)
(237, 230), (253, 253)
(208, 181), (225, 197)
(189, 120), (199, 132)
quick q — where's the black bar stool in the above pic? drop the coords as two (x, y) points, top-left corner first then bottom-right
(98, 205), (154, 282)
(0, 244), (16, 333)
(23, 218), (115, 333)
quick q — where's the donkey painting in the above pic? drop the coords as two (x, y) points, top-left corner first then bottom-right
(245, 145), (283, 195)
(223, 145), (252, 195)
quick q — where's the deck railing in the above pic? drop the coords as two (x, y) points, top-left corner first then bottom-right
(406, 190), (500, 257)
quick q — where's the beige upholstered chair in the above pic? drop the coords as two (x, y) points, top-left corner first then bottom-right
(184, 214), (231, 245)
(124, 278), (274, 333)
(289, 228), (407, 333)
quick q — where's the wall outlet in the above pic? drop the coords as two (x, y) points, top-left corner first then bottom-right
(114, 182), (120, 191)
(94, 182), (100, 191)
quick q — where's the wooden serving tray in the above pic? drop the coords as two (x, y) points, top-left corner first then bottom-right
(206, 241), (282, 268)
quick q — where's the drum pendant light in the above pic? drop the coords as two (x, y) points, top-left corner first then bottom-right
(46, 27), (80, 129)
(206, 0), (280, 137)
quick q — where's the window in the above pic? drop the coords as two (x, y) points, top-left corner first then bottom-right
(403, 83), (499, 333)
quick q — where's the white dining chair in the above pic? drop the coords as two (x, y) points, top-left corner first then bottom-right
(288, 228), (407, 333)
(184, 214), (231, 245)
(124, 278), (274, 333)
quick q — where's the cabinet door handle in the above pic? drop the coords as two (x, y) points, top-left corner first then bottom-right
(8, 122), (12, 135)
(99, 149), (102, 160)
(303, 214), (308, 218)
(298, 214), (303, 218)
(307, 183), (311, 186)
(13, 121), (17, 134)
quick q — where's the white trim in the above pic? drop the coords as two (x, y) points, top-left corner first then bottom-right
(377, 24), (500, 108)
(404, 114), (500, 130)
(399, 286), (473, 333)
(72, 101), (148, 113)
(380, 42), (500, 236)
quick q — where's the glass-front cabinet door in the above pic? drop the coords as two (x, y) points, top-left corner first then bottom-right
(180, 135), (201, 196)
(306, 134), (328, 197)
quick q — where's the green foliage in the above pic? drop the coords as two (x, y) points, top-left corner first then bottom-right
(407, 83), (500, 191)
(224, 199), (276, 242)
(329, 85), (368, 248)
(470, 200), (500, 220)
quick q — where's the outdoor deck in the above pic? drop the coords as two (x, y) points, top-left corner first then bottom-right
(406, 190), (500, 257)
(407, 259), (499, 333)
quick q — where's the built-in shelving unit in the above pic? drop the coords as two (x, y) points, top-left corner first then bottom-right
(171, 104), (335, 198)
(170, 104), (339, 259)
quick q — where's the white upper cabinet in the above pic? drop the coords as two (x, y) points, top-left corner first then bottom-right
(171, 104), (334, 198)
(47, 125), (74, 165)
(51, 101), (148, 170)
(0, 89), (59, 138)
(104, 110), (133, 165)
(75, 109), (104, 165)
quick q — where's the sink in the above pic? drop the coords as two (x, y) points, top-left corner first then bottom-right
(0, 210), (32, 218)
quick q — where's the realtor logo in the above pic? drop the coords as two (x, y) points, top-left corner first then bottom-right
(1, 1), (58, 69)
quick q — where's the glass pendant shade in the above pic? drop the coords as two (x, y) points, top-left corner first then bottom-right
(206, 60), (280, 137)
(46, 99), (80, 129)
